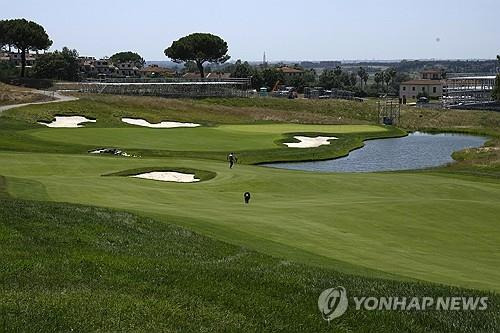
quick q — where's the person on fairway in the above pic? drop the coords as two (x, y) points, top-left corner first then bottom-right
(227, 152), (238, 169)
(244, 192), (251, 204)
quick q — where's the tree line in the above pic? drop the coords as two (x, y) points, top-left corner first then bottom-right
(226, 60), (407, 96)
(1, 17), (498, 101)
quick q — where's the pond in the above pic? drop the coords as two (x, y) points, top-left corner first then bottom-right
(263, 132), (488, 173)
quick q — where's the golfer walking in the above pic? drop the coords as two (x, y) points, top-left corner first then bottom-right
(227, 152), (238, 169)
(244, 192), (251, 204)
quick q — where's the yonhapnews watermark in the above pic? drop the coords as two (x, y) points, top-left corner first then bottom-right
(318, 286), (488, 321)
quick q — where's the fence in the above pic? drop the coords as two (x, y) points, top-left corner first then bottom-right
(68, 78), (251, 98)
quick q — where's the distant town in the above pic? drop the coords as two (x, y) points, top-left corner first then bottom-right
(1, 18), (499, 110)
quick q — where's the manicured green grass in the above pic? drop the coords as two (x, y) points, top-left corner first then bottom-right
(25, 124), (387, 152)
(1, 152), (499, 292)
(0, 101), (404, 163)
(1, 93), (499, 331)
(4, 92), (498, 172)
(1, 198), (497, 332)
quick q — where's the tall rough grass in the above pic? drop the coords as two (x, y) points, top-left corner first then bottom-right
(0, 199), (498, 332)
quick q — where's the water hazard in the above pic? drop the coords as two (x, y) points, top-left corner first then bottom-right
(264, 132), (487, 173)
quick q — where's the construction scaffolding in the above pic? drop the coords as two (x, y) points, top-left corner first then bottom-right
(443, 76), (496, 108)
(76, 78), (251, 98)
(377, 98), (401, 125)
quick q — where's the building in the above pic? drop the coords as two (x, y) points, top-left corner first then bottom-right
(78, 57), (118, 78)
(139, 65), (175, 78)
(94, 59), (117, 76)
(116, 62), (140, 77)
(79, 57), (146, 78)
(421, 69), (445, 80)
(399, 69), (446, 100)
(78, 56), (96, 76)
(0, 51), (37, 67)
(0, 52), (10, 63)
(277, 66), (304, 79)
(400, 80), (444, 100)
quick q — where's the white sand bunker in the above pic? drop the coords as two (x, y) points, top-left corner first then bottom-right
(122, 118), (200, 128)
(131, 171), (200, 183)
(284, 136), (338, 148)
(38, 116), (96, 128)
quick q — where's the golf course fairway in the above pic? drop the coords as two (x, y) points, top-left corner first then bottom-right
(0, 148), (499, 291)
(1, 95), (499, 292)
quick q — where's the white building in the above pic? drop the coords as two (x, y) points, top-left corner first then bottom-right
(400, 80), (444, 100)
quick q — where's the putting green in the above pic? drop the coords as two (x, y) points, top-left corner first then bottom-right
(1, 151), (499, 291)
(25, 124), (386, 151)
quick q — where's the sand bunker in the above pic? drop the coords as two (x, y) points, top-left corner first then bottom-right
(131, 171), (200, 183)
(38, 116), (96, 128)
(284, 136), (338, 148)
(122, 118), (200, 128)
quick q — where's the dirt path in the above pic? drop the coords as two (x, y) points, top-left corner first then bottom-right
(0, 90), (79, 114)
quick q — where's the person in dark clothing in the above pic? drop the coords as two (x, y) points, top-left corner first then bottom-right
(244, 192), (251, 204)
(227, 152), (238, 169)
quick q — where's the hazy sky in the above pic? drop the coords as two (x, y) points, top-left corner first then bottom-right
(3, 0), (499, 61)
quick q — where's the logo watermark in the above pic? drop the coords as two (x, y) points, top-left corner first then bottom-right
(318, 286), (488, 321)
(318, 286), (348, 321)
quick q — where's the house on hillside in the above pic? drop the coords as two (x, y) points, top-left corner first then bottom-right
(139, 65), (175, 78)
(400, 79), (444, 100)
(0, 51), (37, 67)
(115, 62), (140, 77)
(399, 69), (446, 100)
(78, 57), (117, 78)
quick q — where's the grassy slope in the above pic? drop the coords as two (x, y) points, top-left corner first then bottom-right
(0, 97), (405, 164)
(1, 94), (378, 126)
(0, 192), (498, 332)
(0, 83), (53, 106)
(0, 152), (499, 292)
